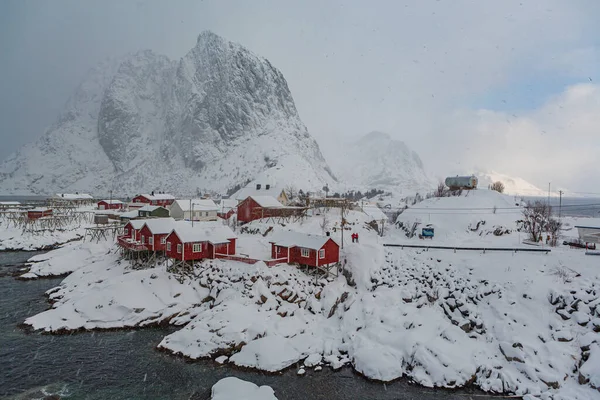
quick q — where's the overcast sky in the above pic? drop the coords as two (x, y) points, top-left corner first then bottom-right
(1, 0), (599, 192)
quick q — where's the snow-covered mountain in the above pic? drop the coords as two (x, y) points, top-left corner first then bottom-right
(475, 171), (562, 197)
(0, 31), (336, 196)
(325, 131), (435, 194)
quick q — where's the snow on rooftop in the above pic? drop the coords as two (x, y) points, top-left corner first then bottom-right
(173, 199), (218, 212)
(142, 218), (176, 234)
(99, 199), (123, 204)
(126, 219), (150, 230)
(138, 205), (164, 212)
(235, 184), (285, 201)
(140, 193), (175, 200)
(250, 196), (284, 208)
(0, 201), (21, 205)
(269, 230), (335, 250)
(120, 210), (139, 219)
(171, 222), (237, 244)
(29, 207), (52, 212)
(55, 193), (94, 200)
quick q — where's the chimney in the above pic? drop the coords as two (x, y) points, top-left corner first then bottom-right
(326, 231), (330, 237)
(151, 191), (155, 196)
(256, 184), (261, 190)
(266, 184), (270, 190)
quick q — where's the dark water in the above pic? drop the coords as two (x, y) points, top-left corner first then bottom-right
(0, 252), (502, 400)
(522, 196), (600, 218)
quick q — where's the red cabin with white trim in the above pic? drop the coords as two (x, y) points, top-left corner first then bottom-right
(27, 208), (53, 220)
(269, 231), (339, 267)
(138, 218), (175, 252)
(237, 196), (285, 223)
(165, 223), (237, 262)
(132, 193), (175, 207)
(122, 219), (148, 241)
(98, 200), (124, 210)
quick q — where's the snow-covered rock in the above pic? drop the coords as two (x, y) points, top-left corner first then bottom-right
(0, 31), (335, 196)
(211, 377), (277, 400)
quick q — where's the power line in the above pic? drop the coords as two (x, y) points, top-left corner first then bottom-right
(402, 203), (600, 211)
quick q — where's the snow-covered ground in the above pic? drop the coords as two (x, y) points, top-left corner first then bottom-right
(20, 191), (600, 399)
(0, 220), (86, 251)
(211, 377), (277, 400)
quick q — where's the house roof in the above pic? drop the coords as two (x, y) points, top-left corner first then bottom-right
(248, 196), (284, 208)
(575, 226), (600, 230)
(55, 193), (94, 200)
(219, 198), (238, 211)
(142, 218), (176, 234)
(126, 219), (149, 230)
(99, 199), (123, 204)
(269, 231), (336, 250)
(235, 185), (286, 201)
(139, 193), (175, 201)
(120, 210), (139, 219)
(138, 205), (166, 212)
(173, 199), (218, 212)
(29, 207), (52, 212)
(0, 201), (20, 205)
(170, 222), (237, 244)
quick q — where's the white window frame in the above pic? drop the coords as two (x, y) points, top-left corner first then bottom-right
(166, 242), (171, 251)
(301, 248), (310, 258)
(177, 244), (182, 254)
(193, 243), (202, 253)
(160, 237), (166, 244)
(149, 236), (154, 245)
(319, 249), (325, 259)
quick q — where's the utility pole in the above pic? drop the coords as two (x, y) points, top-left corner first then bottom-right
(548, 182), (551, 206)
(340, 199), (346, 249)
(559, 190), (563, 218)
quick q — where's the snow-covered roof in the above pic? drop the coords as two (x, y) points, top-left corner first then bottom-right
(140, 193), (175, 201)
(55, 193), (94, 200)
(120, 210), (140, 219)
(99, 199), (123, 204)
(0, 201), (20, 205)
(29, 207), (52, 212)
(171, 222), (237, 244)
(363, 205), (387, 221)
(249, 196), (283, 208)
(142, 218), (176, 234)
(173, 199), (218, 212)
(219, 198), (238, 211)
(235, 185), (286, 201)
(126, 219), (149, 230)
(139, 205), (165, 212)
(269, 231), (335, 250)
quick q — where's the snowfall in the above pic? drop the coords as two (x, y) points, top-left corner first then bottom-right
(18, 190), (600, 399)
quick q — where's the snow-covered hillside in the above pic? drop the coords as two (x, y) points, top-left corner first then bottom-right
(475, 171), (561, 197)
(0, 31), (335, 196)
(324, 131), (435, 195)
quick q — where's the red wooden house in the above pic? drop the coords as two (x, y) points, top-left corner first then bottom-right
(97, 200), (124, 210)
(27, 208), (53, 220)
(122, 219), (148, 241)
(165, 223), (237, 262)
(132, 193), (175, 207)
(269, 231), (340, 268)
(138, 218), (176, 252)
(237, 195), (284, 223)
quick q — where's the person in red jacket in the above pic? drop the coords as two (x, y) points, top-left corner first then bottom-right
(355, 232), (359, 243)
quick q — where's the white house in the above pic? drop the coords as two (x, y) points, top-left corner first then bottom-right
(170, 199), (219, 221)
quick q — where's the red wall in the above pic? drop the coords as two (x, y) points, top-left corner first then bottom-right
(273, 239), (339, 267)
(138, 225), (170, 252)
(27, 210), (53, 220)
(98, 201), (123, 210)
(165, 233), (236, 261)
(271, 244), (290, 261)
(123, 222), (142, 240)
(237, 197), (287, 223)
(132, 195), (174, 207)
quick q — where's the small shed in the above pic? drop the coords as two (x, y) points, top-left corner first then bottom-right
(165, 223), (237, 262)
(269, 231), (339, 268)
(575, 225), (600, 244)
(27, 208), (53, 220)
(98, 200), (124, 210)
(94, 214), (109, 225)
(138, 205), (170, 218)
(122, 219), (148, 241)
